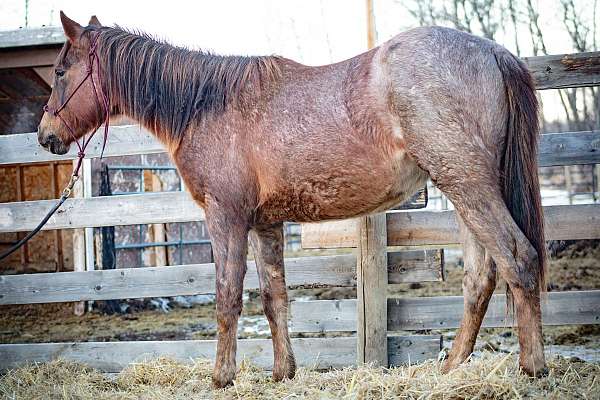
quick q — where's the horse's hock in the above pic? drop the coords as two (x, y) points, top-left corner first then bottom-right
(0, 27), (600, 372)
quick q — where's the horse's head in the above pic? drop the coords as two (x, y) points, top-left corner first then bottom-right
(38, 12), (105, 155)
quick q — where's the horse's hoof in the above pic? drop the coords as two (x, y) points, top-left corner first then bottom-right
(212, 371), (235, 388)
(521, 364), (549, 378)
(272, 365), (296, 382)
(519, 351), (547, 378)
(440, 359), (457, 374)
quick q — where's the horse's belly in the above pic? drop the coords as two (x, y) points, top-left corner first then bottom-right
(256, 149), (428, 223)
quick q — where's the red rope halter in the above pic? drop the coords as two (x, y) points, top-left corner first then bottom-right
(42, 31), (111, 177)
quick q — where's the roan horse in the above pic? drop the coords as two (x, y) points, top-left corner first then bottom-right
(38, 12), (547, 387)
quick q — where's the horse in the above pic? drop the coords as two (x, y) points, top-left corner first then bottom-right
(38, 12), (547, 388)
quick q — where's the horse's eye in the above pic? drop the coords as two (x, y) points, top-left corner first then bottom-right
(55, 69), (65, 77)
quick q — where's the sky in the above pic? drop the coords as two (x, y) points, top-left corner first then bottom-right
(0, 0), (585, 63)
(0, 0), (595, 124)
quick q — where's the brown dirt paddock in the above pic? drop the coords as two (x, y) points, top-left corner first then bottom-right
(0, 353), (598, 399)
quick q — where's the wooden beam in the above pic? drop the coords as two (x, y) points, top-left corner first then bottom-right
(1, 128), (597, 168)
(289, 290), (600, 332)
(356, 213), (387, 366)
(0, 191), (206, 233)
(538, 131), (600, 167)
(524, 51), (600, 90)
(3, 198), (597, 246)
(33, 66), (53, 87)
(0, 251), (442, 305)
(365, 0), (376, 49)
(71, 160), (85, 316)
(388, 291), (600, 330)
(15, 165), (28, 267)
(50, 162), (64, 272)
(0, 48), (60, 69)
(0, 27), (65, 49)
(388, 249), (444, 283)
(0, 335), (441, 372)
(0, 125), (163, 166)
(301, 204), (600, 248)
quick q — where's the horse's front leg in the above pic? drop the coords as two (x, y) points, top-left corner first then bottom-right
(249, 223), (296, 381)
(205, 207), (249, 388)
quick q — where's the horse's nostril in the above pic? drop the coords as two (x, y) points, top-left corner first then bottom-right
(38, 131), (58, 148)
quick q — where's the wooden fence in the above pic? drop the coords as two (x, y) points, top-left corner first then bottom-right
(0, 49), (599, 372)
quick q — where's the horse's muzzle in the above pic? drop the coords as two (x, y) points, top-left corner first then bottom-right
(38, 127), (69, 155)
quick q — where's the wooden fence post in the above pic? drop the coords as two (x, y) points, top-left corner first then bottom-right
(356, 213), (388, 366)
(72, 159), (86, 316)
(356, 0), (387, 367)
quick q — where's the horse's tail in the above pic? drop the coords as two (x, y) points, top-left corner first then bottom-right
(493, 48), (546, 297)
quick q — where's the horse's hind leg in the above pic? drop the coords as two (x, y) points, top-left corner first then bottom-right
(205, 207), (249, 388)
(249, 223), (296, 381)
(403, 139), (546, 375)
(441, 218), (496, 373)
(434, 178), (545, 375)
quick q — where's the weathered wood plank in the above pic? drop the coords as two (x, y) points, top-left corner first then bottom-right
(0, 191), (205, 233)
(388, 249), (444, 283)
(356, 213), (388, 366)
(302, 204), (600, 248)
(0, 256), (347, 304)
(539, 131), (600, 167)
(289, 290), (600, 332)
(291, 299), (358, 333)
(12, 196), (595, 248)
(1, 128), (597, 169)
(0, 126), (163, 166)
(0, 47), (60, 69)
(0, 335), (441, 372)
(72, 160), (86, 316)
(0, 27), (65, 49)
(525, 51), (600, 90)
(387, 335), (442, 366)
(0, 251), (442, 305)
(388, 290), (600, 330)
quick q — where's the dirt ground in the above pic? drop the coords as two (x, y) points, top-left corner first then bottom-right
(1, 244), (599, 358)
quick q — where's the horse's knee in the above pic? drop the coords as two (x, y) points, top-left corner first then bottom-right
(217, 300), (243, 325)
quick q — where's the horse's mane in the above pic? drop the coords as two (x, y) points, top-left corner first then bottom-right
(94, 27), (280, 143)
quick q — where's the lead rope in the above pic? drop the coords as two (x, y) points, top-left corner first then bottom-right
(0, 32), (110, 263)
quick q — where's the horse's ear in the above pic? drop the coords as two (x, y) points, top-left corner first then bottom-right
(88, 15), (101, 27)
(60, 11), (83, 43)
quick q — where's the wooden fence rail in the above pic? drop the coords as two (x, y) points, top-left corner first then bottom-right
(289, 290), (600, 332)
(0, 250), (443, 305)
(0, 191), (205, 233)
(0, 335), (442, 372)
(1, 129), (598, 167)
(302, 203), (600, 248)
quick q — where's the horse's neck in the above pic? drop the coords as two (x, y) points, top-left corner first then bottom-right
(105, 54), (189, 147)
(101, 30), (280, 151)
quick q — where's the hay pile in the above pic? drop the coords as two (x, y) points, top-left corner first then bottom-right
(0, 352), (598, 399)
